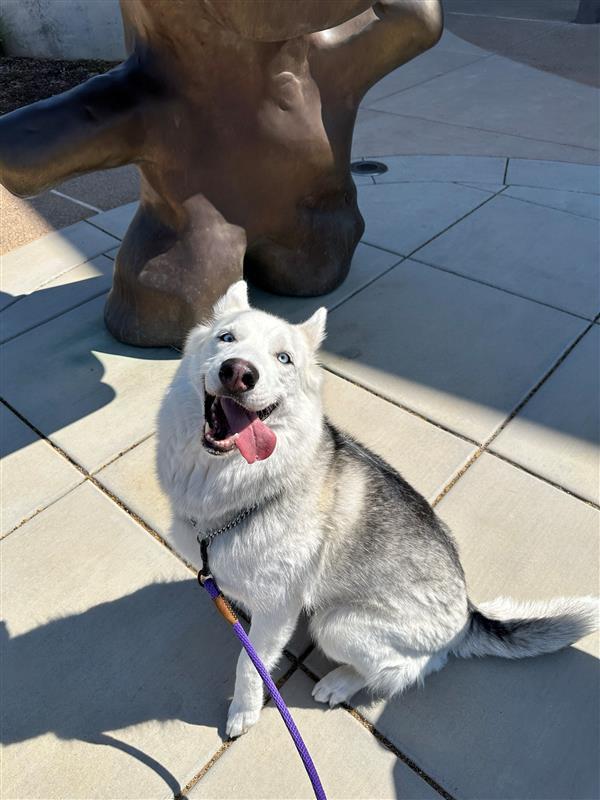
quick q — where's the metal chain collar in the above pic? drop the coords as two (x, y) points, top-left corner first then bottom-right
(191, 503), (259, 549)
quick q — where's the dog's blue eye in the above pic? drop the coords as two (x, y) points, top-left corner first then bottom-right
(277, 352), (292, 364)
(219, 332), (235, 343)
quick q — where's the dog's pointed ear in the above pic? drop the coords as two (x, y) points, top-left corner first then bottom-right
(298, 307), (327, 350)
(213, 280), (249, 318)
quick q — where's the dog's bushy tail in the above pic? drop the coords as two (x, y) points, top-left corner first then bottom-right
(453, 596), (599, 659)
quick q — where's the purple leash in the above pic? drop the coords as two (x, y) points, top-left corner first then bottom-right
(198, 570), (327, 800)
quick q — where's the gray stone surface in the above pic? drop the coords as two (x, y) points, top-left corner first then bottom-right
(362, 48), (483, 105)
(189, 670), (439, 800)
(502, 184), (600, 219)
(371, 154), (506, 185)
(87, 202), (139, 239)
(250, 242), (402, 323)
(352, 107), (600, 164)
(1, 481), (261, 799)
(321, 259), (587, 442)
(306, 453), (599, 800)
(1, 295), (179, 472)
(0, 221), (118, 311)
(370, 55), (599, 152)
(357, 181), (493, 255)
(507, 158), (600, 193)
(0, 255), (113, 343)
(322, 372), (475, 503)
(492, 325), (600, 503)
(415, 193), (600, 318)
(0, 404), (83, 535)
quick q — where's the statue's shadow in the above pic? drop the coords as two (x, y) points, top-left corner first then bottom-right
(1, 579), (239, 796)
(0, 283), (179, 461)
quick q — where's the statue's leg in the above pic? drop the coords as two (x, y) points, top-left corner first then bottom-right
(105, 195), (247, 347)
(245, 188), (364, 296)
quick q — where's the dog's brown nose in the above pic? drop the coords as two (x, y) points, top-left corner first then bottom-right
(219, 358), (259, 393)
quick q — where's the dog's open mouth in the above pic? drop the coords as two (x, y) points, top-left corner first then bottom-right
(203, 391), (278, 464)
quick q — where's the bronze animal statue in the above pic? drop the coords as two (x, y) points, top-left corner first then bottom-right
(0, 0), (443, 346)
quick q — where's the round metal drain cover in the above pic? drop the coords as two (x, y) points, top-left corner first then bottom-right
(350, 160), (388, 176)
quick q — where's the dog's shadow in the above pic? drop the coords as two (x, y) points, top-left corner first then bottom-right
(3, 580), (599, 799)
(1, 579), (240, 796)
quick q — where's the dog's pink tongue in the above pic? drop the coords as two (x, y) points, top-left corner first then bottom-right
(220, 398), (277, 464)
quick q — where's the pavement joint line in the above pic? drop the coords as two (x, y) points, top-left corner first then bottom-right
(296, 661), (456, 800)
(481, 449), (600, 511)
(361, 49), (493, 107)
(503, 182), (600, 197)
(0, 289), (111, 346)
(176, 661), (303, 799)
(362, 108), (600, 155)
(175, 740), (235, 800)
(84, 217), (124, 240)
(92, 430), (156, 475)
(447, 11), (574, 24)
(49, 188), (102, 214)
(408, 255), (595, 323)
(355, 151), (600, 168)
(492, 191), (600, 222)
(320, 363), (482, 448)
(404, 185), (508, 259)
(324, 256), (405, 315)
(431, 316), (599, 507)
(360, 184), (507, 264)
(0, 395), (198, 575)
(0, 474), (87, 541)
(503, 157), (510, 184)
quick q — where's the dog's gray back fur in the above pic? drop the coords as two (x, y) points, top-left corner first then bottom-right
(311, 420), (597, 664)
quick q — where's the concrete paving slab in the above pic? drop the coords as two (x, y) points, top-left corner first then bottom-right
(0, 221), (119, 311)
(352, 107), (600, 164)
(306, 454), (599, 800)
(357, 181), (493, 255)
(321, 259), (586, 442)
(435, 29), (489, 56)
(371, 154), (506, 184)
(445, 11), (569, 45)
(189, 670), (439, 800)
(445, 0), (580, 22)
(477, 19), (600, 88)
(507, 158), (600, 193)
(59, 166), (140, 212)
(1, 481), (260, 799)
(250, 242), (401, 322)
(362, 48), (484, 105)
(415, 193), (600, 318)
(370, 55), (599, 152)
(0, 186), (92, 255)
(87, 201), (139, 240)
(1, 295), (179, 472)
(0, 254), (113, 343)
(492, 325), (600, 503)
(323, 372), (475, 503)
(502, 184), (600, 219)
(0, 404), (83, 535)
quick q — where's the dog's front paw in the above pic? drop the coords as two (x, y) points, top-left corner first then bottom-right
(226, 702), (261, 738)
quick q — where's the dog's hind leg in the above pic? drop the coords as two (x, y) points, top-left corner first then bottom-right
(310, 605), (449, 705)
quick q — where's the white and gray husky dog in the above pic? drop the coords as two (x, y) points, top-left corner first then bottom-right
(157, 280), (598, 738)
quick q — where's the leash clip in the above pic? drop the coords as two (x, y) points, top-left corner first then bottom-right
(197, 533), (212, 584)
